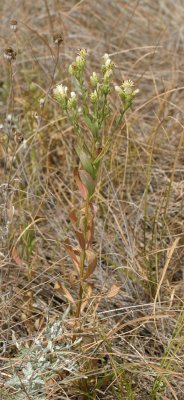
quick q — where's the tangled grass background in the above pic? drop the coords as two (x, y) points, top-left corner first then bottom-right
(1, 0), (184, 398)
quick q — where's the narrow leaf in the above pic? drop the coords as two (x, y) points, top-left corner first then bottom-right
(11, 247), (23, 268)
(64, 238), (80, 274)
(83, 115), (99, 139)
(80, 284), (93, 313)
(84, 249), (97, 279)
(87, 216), (94, 247)
(79, 169), (96, 198)
(54, 281), (75, 304)
(74, 167), (88, 200)
(76, 146), (95, 178)
(74, 229), (86, 250)
(69, 209), (78, 224)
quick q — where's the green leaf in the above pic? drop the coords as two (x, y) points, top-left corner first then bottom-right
(79, 170), (96, 198)
(76, 145), (96, 178)
(83, 115), (99, 139)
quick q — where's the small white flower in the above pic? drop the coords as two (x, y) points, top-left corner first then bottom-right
(53, 84), (68, 104)
(68, 92), (77, 110)
(71, 91), (76, 98)
(103, 53), (110, 62)
(133, 88), (140, 95)
(103, 53), (112, 67)
(53, 84), (68, 98)
(121, 80), (139, 96)
(75, 54), (86, 69)
(115, 85), (121, 94)
(122, 80), (134, 95)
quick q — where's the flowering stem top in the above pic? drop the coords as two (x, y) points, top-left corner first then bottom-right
(53, 50), (139, 197)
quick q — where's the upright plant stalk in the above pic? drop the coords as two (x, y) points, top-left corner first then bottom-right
(53, 50), (138, 318)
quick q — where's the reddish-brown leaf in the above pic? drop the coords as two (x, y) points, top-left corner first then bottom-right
(87, 216), (94, 247)
(84, 249), (97, 280)
(69, 209), (78, 224)
(54, 280), (75, 304)
(74, 167), (88, 200)
(74, 229), (86, 250)
(11, 247), (23, 268)
(64, 238), (80, 274)
(79, 169), (96, 198)
(81, 284), (93, 313)
(106, 284), (121, 298)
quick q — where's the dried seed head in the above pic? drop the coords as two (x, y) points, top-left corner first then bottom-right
(10, 19), (18, 32)
(53, 33), (63, 46)
(34, 112), (41, 125)
(14, 130), (24, 144)
(6, 114), (13, 124)
(4, 47), (17, 61)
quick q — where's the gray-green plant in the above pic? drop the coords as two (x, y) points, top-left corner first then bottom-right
(6, 307), (81, 398)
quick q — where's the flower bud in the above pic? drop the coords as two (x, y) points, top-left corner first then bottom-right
(90, 90), (98, 103)
(103, 69), (112, 84)
(78, 48), (87, 59)
(90, 72), (98, 87)
(68, 92), (77, 110)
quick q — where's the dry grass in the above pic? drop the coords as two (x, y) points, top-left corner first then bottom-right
(1, 0), (184, 399)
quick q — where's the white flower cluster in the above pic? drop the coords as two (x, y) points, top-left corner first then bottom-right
(53, 83), (78, 112)
(115, 80), (139, 110)
(115, 80), (139, 97)
(101, 53), (115, 73)
(101, 54), (115, 95)
(53, 84), (68, 100)
(69, 48), (88, 80)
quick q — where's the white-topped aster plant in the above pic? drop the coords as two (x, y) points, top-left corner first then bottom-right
(52, 49), (139, 319)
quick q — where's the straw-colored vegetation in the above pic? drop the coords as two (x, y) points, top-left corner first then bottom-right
(1, 0), (184, 399)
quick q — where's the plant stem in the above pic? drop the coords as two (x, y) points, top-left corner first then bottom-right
(76, 195), (90, 318)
